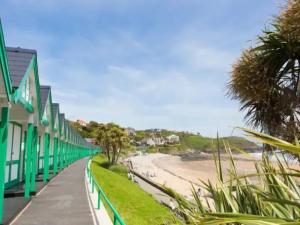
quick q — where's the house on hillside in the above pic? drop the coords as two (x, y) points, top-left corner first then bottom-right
(166, 134), (180, 143)
(125, 127), (136, 137)
(85, 138), (97, 145)
(140, 137), (166, 146)
(141, 138), (156, 146)
(77, 119), (87, 127)
(153, 137), (165, 146)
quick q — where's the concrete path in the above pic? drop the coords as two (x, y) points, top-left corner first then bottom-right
(12, 158), (94, 225)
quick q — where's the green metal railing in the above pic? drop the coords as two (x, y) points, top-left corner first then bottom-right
(86, 159), (126, 225)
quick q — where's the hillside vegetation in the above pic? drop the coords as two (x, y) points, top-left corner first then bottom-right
(135, 130), (259, 153)
(71, 120), (259, 153)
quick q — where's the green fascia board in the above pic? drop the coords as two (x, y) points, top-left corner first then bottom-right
(60, 120), (65, 139)
(48, 91), (54, 130)
(64, 121), (67, 140)
(53, 110), (58, 132)
(33, 55), (42, 122)
(0, 20), (12, 100)
(13, 57), (35, 102)
(53, 113), (60, 134)
(54, 113), (59, 133)
(59, 114), (64, 136)
(68, 124), (72, 142)
(58, 122), (62, 136)
(55, 112), (60, 136)
(17, 97), (34, 113)
(59, 120), (64, 138)
(13, 55), (42, 118)
(41, 91), (54, 129)
(52, 103), (60, 135)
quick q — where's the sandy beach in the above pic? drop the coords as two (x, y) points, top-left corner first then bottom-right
(128, 152), (295, 200)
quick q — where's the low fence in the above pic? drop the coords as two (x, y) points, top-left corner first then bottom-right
(86, 159), (126, 225)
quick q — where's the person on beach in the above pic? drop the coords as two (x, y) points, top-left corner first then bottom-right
(128, 172), (133, 180)
(169, 198), (176, 210)
(128, 160), (133, 170)
(197, 188), (202, 197)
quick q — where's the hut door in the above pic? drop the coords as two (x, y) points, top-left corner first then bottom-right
(5, 123), (22, 189)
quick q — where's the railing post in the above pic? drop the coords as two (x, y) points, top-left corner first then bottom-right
(53, 137), (58, 174)
(25, 123), (33, 198)
(92, 179), (94, 193)
(86, 158), (124, 225)
(43, 133), (50, 182)
(0, 107), (9, 224)
(61, 141), (64, 169)
(30, 126), (38, 192)
(97, 190), (101, 209)
(114, 215), (117, 225)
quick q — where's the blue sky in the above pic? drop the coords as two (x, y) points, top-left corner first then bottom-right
(0, 0), (282, 137)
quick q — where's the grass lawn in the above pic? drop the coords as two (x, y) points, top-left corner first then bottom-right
(91, 155), (175, 225)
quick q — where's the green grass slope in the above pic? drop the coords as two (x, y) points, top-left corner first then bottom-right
(179, 133), (211, 151)
(137, 131), (259, 153)
(179, 134), (259, 152)
(91, 155), (174, 225)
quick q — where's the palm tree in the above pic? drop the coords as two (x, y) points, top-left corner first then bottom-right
(228, 0), (300, 143)
(162, 2), (300, 224)
(94, 123), (129, 165)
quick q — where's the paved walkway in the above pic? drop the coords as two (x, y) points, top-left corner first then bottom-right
(12, 158), (94, 225)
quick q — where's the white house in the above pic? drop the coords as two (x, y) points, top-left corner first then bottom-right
(146, 138), (156, 146)
(141, 138), (156, 146)
(166, 134), (180, 143)
(125, 127), (136, 136)
(76, 119), (87, 127)
(153, 137), (165, 146)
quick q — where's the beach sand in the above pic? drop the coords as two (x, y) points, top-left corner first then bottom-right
(129, 153), (261, 200)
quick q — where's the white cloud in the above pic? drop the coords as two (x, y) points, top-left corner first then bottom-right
(2, 12), (245, 137)
(48, 61), (244, 137)
(170, 34), (237, 73)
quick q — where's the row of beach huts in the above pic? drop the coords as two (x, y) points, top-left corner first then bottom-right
(0, 20), (98, 224)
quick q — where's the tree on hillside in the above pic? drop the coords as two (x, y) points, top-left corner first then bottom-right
(94, 123), (129, 165)
(71, 121), (90, 138)
(228, 0), (300, 143)
(71, 120), (100, 138)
